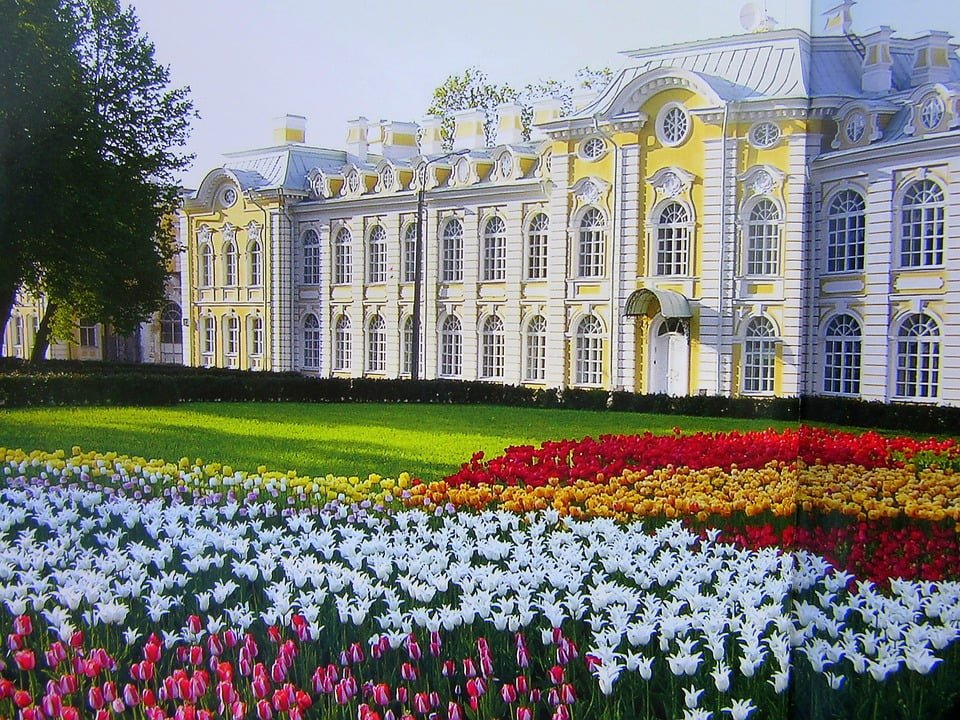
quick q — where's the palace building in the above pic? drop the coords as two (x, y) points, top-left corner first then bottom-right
(177, 22), (960, 405)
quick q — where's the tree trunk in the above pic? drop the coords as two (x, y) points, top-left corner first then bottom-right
(0, 283), (16, 357)
(30, 300), (57, 363)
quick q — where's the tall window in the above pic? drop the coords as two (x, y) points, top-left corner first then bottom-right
(577, 209), (605, 278)
(439, 315), (462, 378)
(823, 314), (861, 396)
(224, 316), (239, 357)
(79, 319), (98, 348)
(334, 315), (352, 371)
(900, 180), (945, 268)
(200, 244), (214, 287)
(480, 315), (505, 379)
(746, 199), (781, 276)
(367, 315), (386, 373)
(743, 317), (776, 394)
(201, 316), (215, 356)
(403, 224), (417, 283)
(160, 303), (182, 344)
(826, 190), (865, 273)
(895, 313), (940, 399)
(575, 315), (603, 386)
(482, 217), (507, 282)
(334, 228), (352, 284)
(249, 241), (263, 286)
(303, 314), (320, 369)
(526, 213), (549, 280)
(368, 226), (388, 284)
(655, 202), (690, 276)
(224, 242), (238, 286)
(12, 315), (24, 348)
(250, 317), (264, 358)
(441, 220), (463, 282)
(525, 315), (547, 382)
(402, 316), (414, 375)
(303, 229), (320, 285)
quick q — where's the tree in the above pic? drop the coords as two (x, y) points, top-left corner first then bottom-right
(427, 66), (614, 149)
(0, 0), (193, 359)
(0, 0), (88, 354)
(426, 67), (519, 150)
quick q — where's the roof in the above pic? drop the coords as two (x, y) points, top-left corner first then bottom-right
(221, 145), (346, 193)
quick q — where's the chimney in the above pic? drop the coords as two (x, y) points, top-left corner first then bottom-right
(452, 108), (487, 151)
(346, 117), (369, 161)
(367, 120), (385, 156)
(273, 114), (306, 144)
(861, 26), (894, 94)
(911, 30), (954, 86)
(379, 121), (419, 160)
(530, 97), (563, 139)
(495, 102), (524, 145)
(419, 115), (444, 155)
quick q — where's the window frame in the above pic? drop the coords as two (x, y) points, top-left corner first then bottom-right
(825, 189), (866, 274)
(654, 201), (691, 276)
(574, 315), (604, 387)
(303, 229), (321, 285)
(366, 314), (387, 373)
(744, 198), (781, 277)
(526, 213), (549, 281)
(402, 223), (417, 284)
(742, 316), (777, 395)
(576, 208), (606, 279)
(334, 228), (353, 285)
(250, 316), (264, 358)
(334, 315), (352, 371)
(439, 315), (462, 378)
(481, 216), (507, 282)
(524, 315), (547, 382)
(479, 315), (505, 380)
(894, 313), (940, 400)
(224, 315), (240, 357)
(78, 319), (98, 348)
(440, 219), (464, 283)
(899, 179), (945, 269)
(223, 241), (238, 287)
(302, 314), (320, 369)
(249, 240), (263, 286)
(367, 225), (388, 284)
(822, 313), (862, 396)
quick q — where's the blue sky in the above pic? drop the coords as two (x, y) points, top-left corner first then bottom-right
(128, 0), (960, 188)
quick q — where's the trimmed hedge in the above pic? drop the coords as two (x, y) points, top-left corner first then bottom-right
(0, 359), (957, 434)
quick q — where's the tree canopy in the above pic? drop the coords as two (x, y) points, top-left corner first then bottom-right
(0, 0), (193, 358)
(426, 66), (614, 150)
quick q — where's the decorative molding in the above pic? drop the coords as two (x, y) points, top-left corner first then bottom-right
(246, 221), (262, 243)
(197, 224), (213, 245)
(220, 223), (237, 243)
(738, 164), (786, 205)
(647, 166), (696, 205)
(570, 177), (611, 216)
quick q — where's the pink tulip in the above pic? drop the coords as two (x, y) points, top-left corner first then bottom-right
(123, 683), (140, 707)
(462, 658), (477, 678)
(413, 692), (430, 714)
(560, 684), (576, 704)
(14, 615), (33, 636)
(42, 691), (63, 717)
(405, 634), (422, 661)
(517, 707), (533, 720)
(372, 683), (391, 706)
(256, 699), (273, 720)
(500, 684), (518, 704)
(400, 662), (418, 682)
(448, 702), (464, 720)
(14, 649), (35, 671)
(187, 615), (203, 634)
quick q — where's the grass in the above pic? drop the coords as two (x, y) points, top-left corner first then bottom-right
(0, 402), (804, 482)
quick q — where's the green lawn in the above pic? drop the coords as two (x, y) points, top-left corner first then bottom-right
(0, 402), (803, 482)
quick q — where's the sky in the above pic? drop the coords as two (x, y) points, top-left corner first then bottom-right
(128, 0), (960, 189)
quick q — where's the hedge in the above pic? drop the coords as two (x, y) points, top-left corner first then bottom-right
(0, 359), (958, 434)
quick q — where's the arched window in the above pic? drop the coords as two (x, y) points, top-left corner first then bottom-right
(441, 220), (463, 282)
(303, 229), (320, 285)
(224, 316), (240, 357)
(823, 314), (861, 395)
(249, 240), (263, 286)
(402, 316), (414, 375)
(655, 202), (690, 276)
(439, 315), (462, 378)
(200, 243), (214, 287)
(480, 315), (504, 379)
(403, 224), (417, 283)
(743, 317), (776, 394)
(367, 315), (386, 373)
(900, 180), (945, 268)
(575, 315), (603, 386)
(303, 314), (320, 369)
(201, 316), (215, 356)
(334, 315), (352, 371)
(895, 313), (940, 398)
(526, 213), (549, 280)
(334, 228), (352, 285)
(826, 190), (865, 273)
(160, 303), (182, 345)
(577, 209), (606, 278)
(368, 226), (387, 284)
(482, 217), (507, 282)
(746, 199), (780, 276)
(250, 316), (264, 358)
(223, 241), (238, 286)
(524, 315), (547, 382)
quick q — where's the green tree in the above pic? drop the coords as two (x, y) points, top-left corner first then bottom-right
(426, 67), (519, 150)
(427, 66), (614, 148)
(0, 0), (88, 354)
(1, 0), (193, 359)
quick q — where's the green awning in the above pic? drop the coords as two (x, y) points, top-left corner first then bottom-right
(624, 288), (692, 318)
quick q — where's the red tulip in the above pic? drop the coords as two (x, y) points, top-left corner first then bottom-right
(413, 692), (430, 714)
(14, 649), (35, 671)
(548, 665), (564, 684)
(42, 691), (63, 717)
(400, 662), (418, 682)
(14, 614), (32, 636)
(62, 706), (81, 720)
(517, 707), (533, 720)
(441, 660), (456, 677)
(256, 699), (273, 720)
(14, 689), (33, 709)
(187, 615), (203, 634)
(500, 683), (518, 704)
(372, 683), (391, 706)
(123, 683), (140, 707)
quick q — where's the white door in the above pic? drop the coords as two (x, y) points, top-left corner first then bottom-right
(649, 317), (689, 396)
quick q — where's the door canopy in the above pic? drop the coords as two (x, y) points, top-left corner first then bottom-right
(624, 288), (692, 318)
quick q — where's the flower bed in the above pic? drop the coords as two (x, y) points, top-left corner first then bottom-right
(1, 426), (959, 719)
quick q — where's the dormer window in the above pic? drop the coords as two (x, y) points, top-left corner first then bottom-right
(219, 186), (238, 209)
(347, 171), (361, 194)
(845, 112), (866, 144)
(455, 156), (471, 184)
(657, 103), (690, 147)
(919, 94), (946, 131)
(380, 166), (395, 191)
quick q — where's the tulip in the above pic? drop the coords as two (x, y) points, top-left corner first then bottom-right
(208, 633), (224, 657)
(500, 684), (518, 704)
(517, 708), (533, 720)
(441, 660), (456, 677)
(42, 692), (63, 717)
(123, 683), (140, 707)
(413, 692), (430, 714)
(406, 634), (422, 661)
(103, 681), (118, 703)
(14, 689), (33, 709)
(142, 689), (157, 708)
(13, 614), (32, 636)
(372, 683), (391, 706)
(462, 658), (477, 678)
(560, 684), (576, 705)
(70, 631), (84, 650)
(62, 707), (81, 720)
(231, 701), (247, 720)
(256, 699), (273, 720)
(187, 615), (203, 635)
(395, 686), (408, 704)
(401, 662), (418, 682)
(548, 665), (564, 684)
(14, 649), (36, 671)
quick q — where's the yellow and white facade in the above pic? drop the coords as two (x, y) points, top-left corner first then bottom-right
(181, 24), (960, 406)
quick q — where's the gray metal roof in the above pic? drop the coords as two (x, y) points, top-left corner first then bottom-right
(222, 145), (347, 193)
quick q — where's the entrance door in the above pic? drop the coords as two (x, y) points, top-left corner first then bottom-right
(649, 317), (688, 396)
